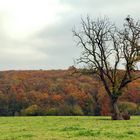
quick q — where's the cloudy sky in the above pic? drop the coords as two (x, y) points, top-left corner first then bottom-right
(0, 0), (140, 70)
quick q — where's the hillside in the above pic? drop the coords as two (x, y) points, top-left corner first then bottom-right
(0, 69), (140, 116)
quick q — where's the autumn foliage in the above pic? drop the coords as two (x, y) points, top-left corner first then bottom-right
(0, 68), (139, 116)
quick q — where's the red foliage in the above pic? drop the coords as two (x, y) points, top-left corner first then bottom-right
(0, 70), (139, 116)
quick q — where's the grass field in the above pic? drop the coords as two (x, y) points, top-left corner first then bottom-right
(0, 116), (140, 140)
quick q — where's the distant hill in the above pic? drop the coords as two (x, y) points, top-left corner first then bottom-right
(0, 69), (140, 116)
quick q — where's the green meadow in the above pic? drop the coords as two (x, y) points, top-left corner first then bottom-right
(0, 116), (140, 140)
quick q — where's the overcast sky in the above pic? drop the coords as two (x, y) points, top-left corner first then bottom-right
(0, 0), (140, 70)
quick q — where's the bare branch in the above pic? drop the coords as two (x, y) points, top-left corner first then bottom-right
(73, 16), (140, 99)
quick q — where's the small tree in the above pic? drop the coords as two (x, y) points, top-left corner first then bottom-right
(73, 16), (140, 120)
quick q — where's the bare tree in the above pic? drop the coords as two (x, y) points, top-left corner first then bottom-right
(73, 16), (140, 120)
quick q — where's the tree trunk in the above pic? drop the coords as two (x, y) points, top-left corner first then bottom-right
(110, 97), (123, 120)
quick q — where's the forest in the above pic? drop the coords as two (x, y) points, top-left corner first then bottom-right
(0, 67), (140, 116)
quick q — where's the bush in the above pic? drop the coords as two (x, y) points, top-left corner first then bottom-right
(72, 105), (84, 116)
(58, 104), (83, 116)
(45, 108), (59, 116)
(118, 101), (138, 115)
(83, 100), (94, 116)
(57, 104), (73, 116)
(135, 105), (140, 115)
(21, 104), (41, 116)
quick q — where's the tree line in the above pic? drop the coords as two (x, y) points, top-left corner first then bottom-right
(0, 69), (139, 116)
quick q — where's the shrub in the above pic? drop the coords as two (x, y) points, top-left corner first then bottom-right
(45, 108), (59, 116)
(135, 105), (140, 115)
(58, 104), (84, 116)
(72, 105), (84, 116)
(118, 101), (138, 115)
(21, 104), (41, 116)
(58, 104), (73, 116)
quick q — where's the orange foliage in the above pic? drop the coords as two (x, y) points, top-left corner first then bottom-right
(0, 69), (139, 116)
